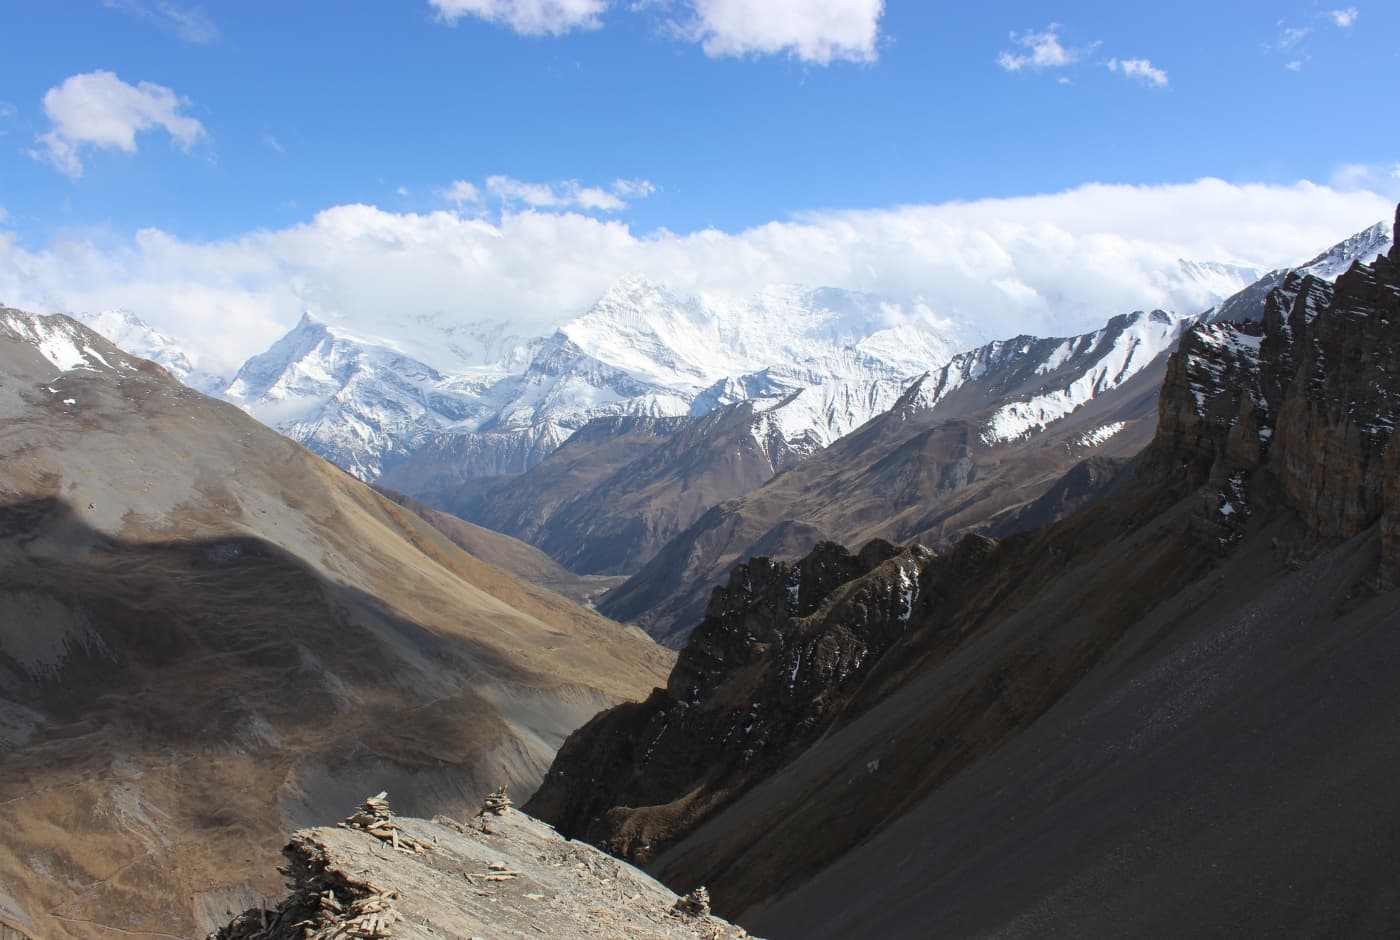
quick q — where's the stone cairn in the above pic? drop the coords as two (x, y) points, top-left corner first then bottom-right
(673, 886), (712, 918)
(340, 792), (423, 855)
(479, 785), (513, 816)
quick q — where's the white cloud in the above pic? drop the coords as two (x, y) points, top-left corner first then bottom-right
(1328, 7), (1359, 27)
(1285, 59), (1305, 71)
(102, 0), (219, 43)
(0, 179), (1389, 377)
(441, 179), (482, 205)
(0, 102), (15, 119)
(1108, 57), (1169, 88)
(998, 24), (1078, 72)
(428, 0), (608, 35)
(426, 0), (883, 63)
(481, 175), (654, 211)
(612, 178), (658, 199)
(32, 71), (206, 179)
(681, 0), (883, 64)
(263, 133), (284, 153)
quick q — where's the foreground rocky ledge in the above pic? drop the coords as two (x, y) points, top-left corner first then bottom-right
(214, 796), (754, 939)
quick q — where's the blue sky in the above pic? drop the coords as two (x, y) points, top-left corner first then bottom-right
(1, 0), (1395, 239)
(0, 1), (1396, 370)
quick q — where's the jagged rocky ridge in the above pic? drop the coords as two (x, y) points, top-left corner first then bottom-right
(1204, 218), (1391, 324)
(529, 210), (1400, 937)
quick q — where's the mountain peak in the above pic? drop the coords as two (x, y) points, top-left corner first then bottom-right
(1296, 217), (1393, 280)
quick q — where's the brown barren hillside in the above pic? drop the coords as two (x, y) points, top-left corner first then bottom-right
(0, 309), (671, 940)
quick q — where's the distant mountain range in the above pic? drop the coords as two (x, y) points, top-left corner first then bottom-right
(68, 226), (1385, 501)
(219, 281), (972, 481)
(71, 253), (1302, 485)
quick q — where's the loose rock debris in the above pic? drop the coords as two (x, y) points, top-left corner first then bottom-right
(213, 791), (761, 939)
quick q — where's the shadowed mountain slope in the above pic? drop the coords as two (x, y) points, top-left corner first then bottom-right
(528, 214), (1400, 937)
(0, 309), (671, 940)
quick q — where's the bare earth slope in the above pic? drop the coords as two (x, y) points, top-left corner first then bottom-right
(371, 486), (627, 606)
(0, 310), (671, 939)
(530, 218), (1400, 937)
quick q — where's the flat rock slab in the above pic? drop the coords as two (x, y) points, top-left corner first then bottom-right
(216, 809), (756, 940)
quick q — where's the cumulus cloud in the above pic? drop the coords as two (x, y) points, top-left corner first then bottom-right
(428, 0), (609, 35)
(998, 24), (1078, 71)
(427, 0), (883, 63)
(102, 0), (219, 43)
(680, 0), (884, 64)
(1107, 57), (1169, 87)
(1328, 7), (1359, 27)
(0, 179), (1390, 375)
(32, 71), (206, 179)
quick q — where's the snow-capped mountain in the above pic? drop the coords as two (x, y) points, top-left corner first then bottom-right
(748, 377), (914, 460)
(1174, 259), (1266, 299)
(903, 309), (1194, 444)
(1206, 219), (1392, 323)
(72, 309), (225, 394)
(62, 225), (1380, 488)
(222, 313), (516, 478)
(1296, 220), (1392, 279)
(223, 281), (979, 481)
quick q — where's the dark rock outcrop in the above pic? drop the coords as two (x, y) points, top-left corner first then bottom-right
(525, 538), (926, 861)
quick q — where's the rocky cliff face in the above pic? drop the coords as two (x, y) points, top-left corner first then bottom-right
(1147, 215), (1400, 577)
(526, 538), (930, 861)
(528, 209), (1400, 936)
